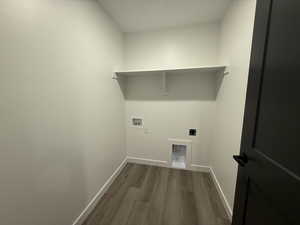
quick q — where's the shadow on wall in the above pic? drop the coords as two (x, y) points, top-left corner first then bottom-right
(215, 69), (226, 98)
(118, 71), (221, 101)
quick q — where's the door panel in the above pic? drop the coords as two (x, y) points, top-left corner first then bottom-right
(254, 0), (300, 176)
(232, 1), (300, 225)
(244, 181), (286, 225)
(247, 149), (299, 224)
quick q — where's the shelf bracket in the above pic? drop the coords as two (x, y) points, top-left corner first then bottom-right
(223, 66), (229, 75)
(112, 73), (120, 80)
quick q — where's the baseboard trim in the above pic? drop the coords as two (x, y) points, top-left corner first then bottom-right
(127, 157), (211, 173)
(209, 167), (233, 220)
(190, 164), (211, 173)
(72, 157), (128, 225)
(127, 156), (169, 167)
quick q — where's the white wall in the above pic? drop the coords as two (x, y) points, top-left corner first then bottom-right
(124, 24), (220, 166)
(124, 23), (220, 70)
(0, 1), (125, 225)
(209, 0), (257, 212)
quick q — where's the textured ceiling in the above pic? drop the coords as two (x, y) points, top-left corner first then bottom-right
(98, 0), (232, 32)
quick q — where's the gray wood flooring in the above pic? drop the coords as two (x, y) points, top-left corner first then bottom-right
(83, 163), (230, 225)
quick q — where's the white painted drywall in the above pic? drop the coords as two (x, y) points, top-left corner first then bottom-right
(98, 0), (231, 32)
(0, 1), (125, 225)
(124, 24), (220, 166)
(124, 23), (220, 70)
(209, 0), (257, 211)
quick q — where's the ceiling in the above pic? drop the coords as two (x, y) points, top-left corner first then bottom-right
(98, 0), (232, 32)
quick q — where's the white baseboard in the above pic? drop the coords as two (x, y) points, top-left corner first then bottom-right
(209, 167), (233, 220)
(190, 164), (210, 173)
(72, 157), (128, 225)
(127, 156), (169, 167)
(127, 156), (210, 173)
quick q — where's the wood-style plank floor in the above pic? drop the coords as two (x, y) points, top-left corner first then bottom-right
(83, 163), (230, 225)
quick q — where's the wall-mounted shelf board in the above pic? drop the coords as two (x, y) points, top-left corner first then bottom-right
(115, 65), (227, 77)
(114, 65), (228, 95)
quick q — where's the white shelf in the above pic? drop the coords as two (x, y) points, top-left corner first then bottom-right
(115, 65), (227, 76)
(114, 65), (228, 95)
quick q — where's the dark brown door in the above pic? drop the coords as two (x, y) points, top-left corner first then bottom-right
(232, 1), (300, 225)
